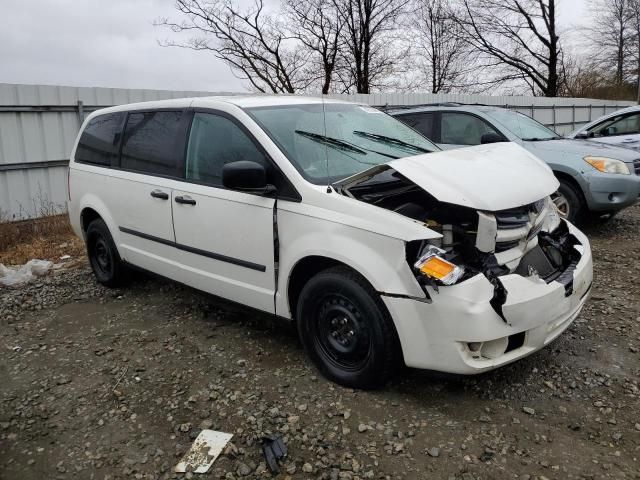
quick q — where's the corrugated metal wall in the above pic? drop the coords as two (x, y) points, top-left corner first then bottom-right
(0, 83), (634, 220)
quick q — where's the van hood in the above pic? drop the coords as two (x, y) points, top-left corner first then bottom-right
(335, 142), (558, 212)
(526, 138), (640, 161)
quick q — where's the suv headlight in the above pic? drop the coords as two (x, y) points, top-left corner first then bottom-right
(584, 156), (630, 175)
(414, 245), (465, 285)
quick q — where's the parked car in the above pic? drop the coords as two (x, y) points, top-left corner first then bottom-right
(68, 96), (592, 389)
(568, 105), (640, 150)
(389, 104), (640, 223)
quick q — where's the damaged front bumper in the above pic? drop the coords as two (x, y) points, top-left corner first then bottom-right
(382, 221), (593, 373)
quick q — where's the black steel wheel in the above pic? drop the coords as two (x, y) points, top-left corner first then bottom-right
(86, 218), (129, 287)
(296, 266), (401, 389)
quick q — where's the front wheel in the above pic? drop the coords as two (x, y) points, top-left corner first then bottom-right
(552, 180), (584, 223)
(296, 266), (401, 389)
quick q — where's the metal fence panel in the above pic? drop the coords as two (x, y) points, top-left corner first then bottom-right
(0, 83), (635, 220)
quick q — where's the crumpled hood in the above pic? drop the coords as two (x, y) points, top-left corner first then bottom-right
(336, 142), (559, 212)
(526, 138), (640, 162)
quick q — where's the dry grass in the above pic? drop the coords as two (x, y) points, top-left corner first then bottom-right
(0, 214), (85, 266)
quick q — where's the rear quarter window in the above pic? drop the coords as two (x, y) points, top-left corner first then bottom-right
(75, 113), (125, 166)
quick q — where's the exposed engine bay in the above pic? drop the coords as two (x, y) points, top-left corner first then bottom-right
(338, 169), (583, 307)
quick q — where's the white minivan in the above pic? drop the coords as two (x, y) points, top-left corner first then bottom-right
(68, 96), (593, 389)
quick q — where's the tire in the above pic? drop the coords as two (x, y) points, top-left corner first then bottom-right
(552, 179), (584, 223)
(296, 266), (401, 389)
(86, 219), (129, 287)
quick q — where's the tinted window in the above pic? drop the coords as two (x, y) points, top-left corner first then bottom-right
(397, 113), (435, 139)
(185, 113), (269, 186)
(441, 112), (499, 146)
(75, 113), (124, 166)
(121, 111), (184, 176)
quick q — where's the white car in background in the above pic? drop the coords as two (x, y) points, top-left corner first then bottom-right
(569, 105), (640, 150)
(68, 96), (593, 389)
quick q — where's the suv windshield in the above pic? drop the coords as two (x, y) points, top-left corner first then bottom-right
(481, 108), (559, 141)
(246, 103), (438, 184)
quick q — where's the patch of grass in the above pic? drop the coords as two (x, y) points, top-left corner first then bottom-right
(0, 214), (85, 266)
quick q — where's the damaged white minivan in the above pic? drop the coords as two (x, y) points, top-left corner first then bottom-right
(68, 96), (593, 389)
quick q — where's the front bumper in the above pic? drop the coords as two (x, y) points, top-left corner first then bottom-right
(580, 169), (640, 212)
(383, 222), (593, 374)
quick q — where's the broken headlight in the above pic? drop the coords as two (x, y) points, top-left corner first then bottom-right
(414, 245), (465, 285)
(544, 196), (562, 232)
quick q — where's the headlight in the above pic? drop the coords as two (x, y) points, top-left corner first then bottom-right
(584, 156), (630, 175)
(414, 245), (465, 285)
(544, 196), (562, 231)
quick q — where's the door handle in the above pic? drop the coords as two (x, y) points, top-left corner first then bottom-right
(150, 189), (169, 200)
(175, 195), (196, 206)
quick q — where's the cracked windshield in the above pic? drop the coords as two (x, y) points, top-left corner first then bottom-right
(247, 102), (438, 184)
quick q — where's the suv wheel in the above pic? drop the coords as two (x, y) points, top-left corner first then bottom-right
(86, 219), (129, 287)
(552, 180), (584, 223)
(296, 266), (401, 389)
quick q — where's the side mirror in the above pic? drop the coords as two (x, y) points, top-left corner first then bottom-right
(480, 133), (504, 144)
(574, 132), (589, 139)
(222, 161), (276, 195)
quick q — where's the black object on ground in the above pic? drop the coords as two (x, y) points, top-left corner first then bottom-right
(261, 434), (287, 474)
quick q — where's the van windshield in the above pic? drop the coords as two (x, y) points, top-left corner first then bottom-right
(245, 103), (438, 184)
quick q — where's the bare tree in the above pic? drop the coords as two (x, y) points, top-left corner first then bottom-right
(332, 0), (409, 93)
(628, 0), (640, 101)
(408, 0), (473, 93)
(157, 0), (310, 93)
(584, 0), (633, 86)
(284, 0), (343, 93)
(452, 0), (564, 96)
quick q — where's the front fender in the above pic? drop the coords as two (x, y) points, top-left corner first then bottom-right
(275, 209), (426, 318)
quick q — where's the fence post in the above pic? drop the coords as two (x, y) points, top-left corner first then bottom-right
(77, 100), (85, 125)
(589, 104), (592, 122)
(552, 104), (556, 129)
(572, 105), (576, 130)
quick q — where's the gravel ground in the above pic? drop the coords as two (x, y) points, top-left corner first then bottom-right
(1, 206), (640, 480)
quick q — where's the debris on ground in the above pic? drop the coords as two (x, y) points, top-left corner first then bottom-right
(174, 429), (233, 474)
(261, 434), (288, 474)
(0, 259), (53, 286)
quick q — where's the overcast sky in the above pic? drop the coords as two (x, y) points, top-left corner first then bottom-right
(1, 0), (588, 92)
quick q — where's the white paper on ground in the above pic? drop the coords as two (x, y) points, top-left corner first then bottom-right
(174, 429), (233, 474)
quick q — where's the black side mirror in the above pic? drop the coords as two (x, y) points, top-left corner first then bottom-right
(574, 132), (589, 139)
(480, 133), (504, 144)
(222, 161), (276, 195)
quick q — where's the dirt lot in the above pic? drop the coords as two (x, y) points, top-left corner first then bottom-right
(1, 206), (640, 480)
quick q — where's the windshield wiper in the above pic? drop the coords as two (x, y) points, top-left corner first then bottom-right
(296, 130), (399, 159)
(522, 137), (560, 141)
(295, 130), (367, 155)
(353, 131), (431, 154)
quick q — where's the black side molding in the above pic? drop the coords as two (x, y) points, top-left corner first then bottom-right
(118, 227), (266, 272)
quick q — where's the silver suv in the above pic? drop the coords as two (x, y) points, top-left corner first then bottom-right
(389, 104), (640, 223)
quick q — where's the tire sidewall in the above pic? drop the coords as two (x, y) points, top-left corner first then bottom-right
(86, 220), (121, 286)
(296, 271), (393, 389)
(556, 180), (583, 223)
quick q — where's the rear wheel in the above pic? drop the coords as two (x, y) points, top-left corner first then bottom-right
(86, 219), (129, 287)
(296, 266), (400, 389)
(552, 179), (584, 223)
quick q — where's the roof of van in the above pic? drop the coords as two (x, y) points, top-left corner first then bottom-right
(92, 95), (357, 116)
